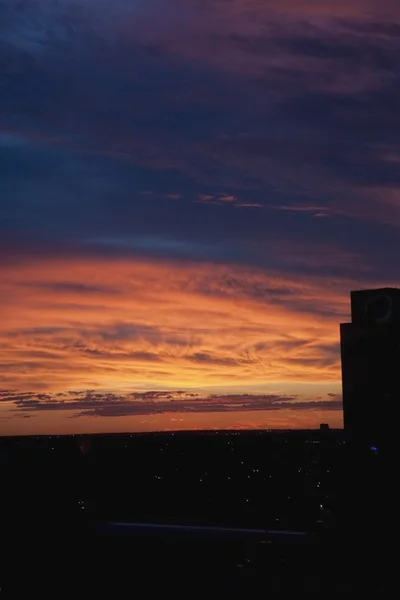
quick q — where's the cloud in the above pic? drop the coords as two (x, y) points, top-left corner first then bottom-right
(0, 255), (351, 393)
(26, 282), (121, 295)
(2, 0), (400, 269)
(1, 2), (400, 216)
(8, 388), (342, 418)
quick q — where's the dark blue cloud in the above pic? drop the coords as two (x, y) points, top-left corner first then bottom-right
(1, 0), (400, 286)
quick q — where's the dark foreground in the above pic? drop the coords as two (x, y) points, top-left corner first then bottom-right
(1, 520), (393, 596)
(1, 429), (345, 530)
(0, 429), (394, 595)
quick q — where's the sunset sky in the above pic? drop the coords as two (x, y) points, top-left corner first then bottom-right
(1, 0), (399, 435)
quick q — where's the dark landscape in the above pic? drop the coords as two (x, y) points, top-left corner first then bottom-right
(2, 428), (388, 595)
(2, 429), (343, 529)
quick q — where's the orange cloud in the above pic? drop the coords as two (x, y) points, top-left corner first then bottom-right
(0, 253), (350, 433)
(0, 256), (346, 388)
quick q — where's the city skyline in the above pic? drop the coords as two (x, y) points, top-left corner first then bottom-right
(1, 1), (400, 434)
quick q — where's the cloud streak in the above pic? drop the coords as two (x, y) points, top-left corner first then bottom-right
(0, 256), (349, 393)
(3, 388), (342, 418)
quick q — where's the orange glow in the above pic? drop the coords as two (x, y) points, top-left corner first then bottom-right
(0, 254), (352, 434)
(1, 256), (344, 387)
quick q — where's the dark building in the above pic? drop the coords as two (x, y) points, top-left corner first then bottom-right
(340, 287), (400, 454)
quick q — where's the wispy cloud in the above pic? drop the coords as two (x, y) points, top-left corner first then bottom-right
(5, 388), (342, 418)
(0, 256), (350, 395)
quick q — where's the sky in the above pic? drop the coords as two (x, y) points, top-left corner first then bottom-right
(1, 0), (399, 435)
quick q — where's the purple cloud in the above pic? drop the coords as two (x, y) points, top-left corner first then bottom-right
(8, 389), (342, 418)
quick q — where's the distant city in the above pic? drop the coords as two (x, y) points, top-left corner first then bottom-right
(2, 428), (344, 531)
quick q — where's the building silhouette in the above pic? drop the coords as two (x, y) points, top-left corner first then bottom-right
(339, 288), (400, 566)
(340, 287), (400, 455)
